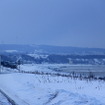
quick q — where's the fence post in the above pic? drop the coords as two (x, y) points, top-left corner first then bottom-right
(0, 55), (1, 73)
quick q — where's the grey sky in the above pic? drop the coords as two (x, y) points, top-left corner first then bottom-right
(0, 0), (105, 48)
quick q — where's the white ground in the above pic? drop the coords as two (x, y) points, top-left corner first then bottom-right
(0, 92), (11, 105)
(20, 64), (105, 73)
(0, 64), (105, 105)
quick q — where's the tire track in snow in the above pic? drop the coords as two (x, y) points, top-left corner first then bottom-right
(44, 91), (59, 105)
(0, 89), (18, 105)
(0, 89), (31, 105)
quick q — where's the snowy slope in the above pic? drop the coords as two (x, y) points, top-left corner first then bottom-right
(0, 72), (105, 105)
(0, 91), (12, 105)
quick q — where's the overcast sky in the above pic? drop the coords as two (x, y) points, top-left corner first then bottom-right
(0, 0), (105, 48)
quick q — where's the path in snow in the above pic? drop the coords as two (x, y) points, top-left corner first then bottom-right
(0, 91), (12, 105)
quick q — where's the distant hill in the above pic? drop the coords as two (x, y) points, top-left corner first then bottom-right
(1, 44), (105, 65)
(0, 44), (105, 55)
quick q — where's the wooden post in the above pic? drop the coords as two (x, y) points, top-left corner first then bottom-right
(0, 55), (1, 73)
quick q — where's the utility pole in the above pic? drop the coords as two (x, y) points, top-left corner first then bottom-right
(0, 55), (1, 73)
(16, 56), (22, 72)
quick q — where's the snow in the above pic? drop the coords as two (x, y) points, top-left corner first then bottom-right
(20, 64), (92, 73)
(28, 54), (48, 59)
(0, 64), (105, 105)
(20, 64), (105, 77)
(0, 72), (105, 105)
(0, 92), (11, 105)
(5, 50), (18, 53)
(20, 64), (54, 73)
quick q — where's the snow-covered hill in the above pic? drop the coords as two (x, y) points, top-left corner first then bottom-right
(1, 44), (105, 65)
(0, 72), (105, 105)
(0, 44), (105, 55)
(1, 53), (105, 66)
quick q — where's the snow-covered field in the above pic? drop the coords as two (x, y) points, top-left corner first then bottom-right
(0, 64), (105, 105)
(0, 91), (12, 105)
(20, 64), (105, 77)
